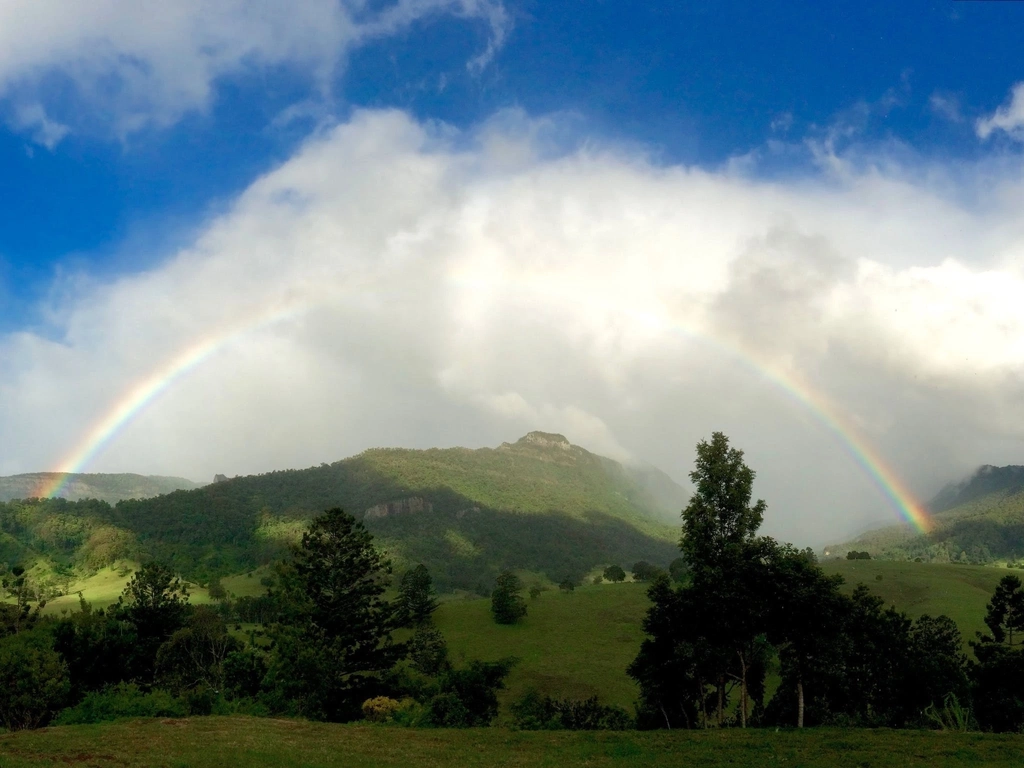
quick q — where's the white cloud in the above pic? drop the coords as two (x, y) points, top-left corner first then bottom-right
(929, 92), (962, 124)
(0, 0), (509, 140)
(3, 109), (1024, 547)
(977, 82), (1024, 141)
(9, 102), (70, 149)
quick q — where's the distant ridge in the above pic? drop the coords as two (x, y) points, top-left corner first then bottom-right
(0, 472), (204, 504)
(928, 465), (1024, 514)
(828, 464), (1024, 564)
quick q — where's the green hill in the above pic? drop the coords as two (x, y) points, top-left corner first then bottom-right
(0, 433), (687, 591)
(0, 472), (203, 504)
(828, 465), (1024, 565)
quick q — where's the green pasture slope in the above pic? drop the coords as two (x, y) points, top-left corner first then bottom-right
(437, 561), (1007, 709)
(825, 560), (1007, 644)
(37, 560), (1008, 711)
(437, 582), (649, 710)
(1, 717), (1023, 767)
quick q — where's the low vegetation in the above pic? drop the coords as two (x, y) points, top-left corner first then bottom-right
(2, 717), (1024, 767)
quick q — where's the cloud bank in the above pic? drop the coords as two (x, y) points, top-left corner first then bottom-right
(0, 0), (509, 142)
(2, 108), (1024, 546)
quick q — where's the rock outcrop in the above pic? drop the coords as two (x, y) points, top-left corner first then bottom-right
(364, 496), (433, 520)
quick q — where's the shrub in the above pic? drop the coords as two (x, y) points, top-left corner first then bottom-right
(924, 693), (975, 732)
(390, 698), (430, 727)
(426, 659), (516, 727)
(510, 690), (632, 730)
(361, 696), (401, 723)
(0, 632), (69, 730)
(54, 684), (187, 725)
(529, 586), (542, 599)
(426, 692), (471, 727)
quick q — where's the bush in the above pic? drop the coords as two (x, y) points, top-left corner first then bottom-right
(510, 690), (632, 730)
(0, 631), (70, 730)
(846, 551), (871, 560)
(361, 696), (401, 723)
(426, 691), (471, 727)
(55, 684), (187, 725)
(426, 659), (516, 727)
(390, 698), (430, 727)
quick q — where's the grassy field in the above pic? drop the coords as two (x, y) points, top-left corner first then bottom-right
(31, 559), (1008, 712)
(1, 716), (1023, 767)
(436, 582), (649, 710)
(825, 560), (1005, 644)
(433, 561), (1008, 711)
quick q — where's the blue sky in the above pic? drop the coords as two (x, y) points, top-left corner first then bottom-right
(2, 1), (1024, 543)
(3, 0), (1022, 323)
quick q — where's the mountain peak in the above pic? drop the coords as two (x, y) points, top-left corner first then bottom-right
(518, 431), (572, 449)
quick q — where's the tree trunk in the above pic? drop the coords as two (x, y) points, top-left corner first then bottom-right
(717, 678), (724, 727)
(738, 651), (748, 729)
(797, 676), (805, 729)
(660, 704), (671, 730)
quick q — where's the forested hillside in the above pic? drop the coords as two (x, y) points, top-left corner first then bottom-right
(830, 465), (1024, 565)
(1, 433), (686, 591)
(0, 473), (203, 504)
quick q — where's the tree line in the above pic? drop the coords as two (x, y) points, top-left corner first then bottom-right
(0, 509), (514, 730)
(628, 433), (1024, 731)
(1, 433), (1023, 732)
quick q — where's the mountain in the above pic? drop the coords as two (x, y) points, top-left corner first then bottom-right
(827, 464), (1024, 565)
(0, 473), (204, 504)
(0, 432), (688, 592)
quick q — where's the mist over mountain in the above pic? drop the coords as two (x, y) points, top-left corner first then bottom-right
(828, 464), (1024, 565)
(928, 465), (1024, 514)
(0, 473), (203, 505)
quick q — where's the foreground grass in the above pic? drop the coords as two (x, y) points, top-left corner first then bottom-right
(1, 717), (1023, 768)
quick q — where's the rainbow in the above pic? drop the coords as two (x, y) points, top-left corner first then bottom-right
(33, 273), (934, 534)
(32, 298), (307, 500)
(449, 271), (935, 534)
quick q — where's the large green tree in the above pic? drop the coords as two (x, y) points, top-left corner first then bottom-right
(680, 432), (765, 573)
(633, 433), (771, 728)
(971, 574), (1024, 731)
(264, 508), (403, 721)
(490, 571), (527, 625)
(397, 564), (439, 627)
